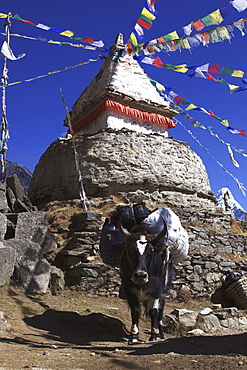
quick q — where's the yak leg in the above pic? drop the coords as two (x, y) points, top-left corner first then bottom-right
(149, 298), (164, 341)
(157, 296), (165, 339)
(129, 305), (141, 344)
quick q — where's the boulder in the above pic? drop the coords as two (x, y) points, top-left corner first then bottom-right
(0, 311), (11, 333)
(15, 211), (57, 255)
(5, 239), (50, 294)
(0, 213), (7, 240)
(0, 181), (9, 213)
(49, 266), (65, 295)
(7, 174), (25, 202)
(0, 242), (16, 286)
(15, 211), (47, 239)
(171, 308), (199, 331)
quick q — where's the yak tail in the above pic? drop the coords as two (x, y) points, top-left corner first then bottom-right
(163, 259), (174, 295)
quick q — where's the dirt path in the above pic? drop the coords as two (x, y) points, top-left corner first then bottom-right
(0, 285), (247, 369)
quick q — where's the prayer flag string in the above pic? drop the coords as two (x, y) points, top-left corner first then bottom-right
(177, 119), (246, 196)
(0, 56), (104, 88)
(157, 89), (247, 163)
(133, 17), (247, 58)
(141, 57), (247, 94)
(151, 0), (247, 42)
(126, 0), (157, 53)
(0, 32), (109, 53)
(149, 77), (247, 137)
(0, 12), (104, 47)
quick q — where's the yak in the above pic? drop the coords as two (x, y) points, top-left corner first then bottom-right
(118, 216), (173, 344)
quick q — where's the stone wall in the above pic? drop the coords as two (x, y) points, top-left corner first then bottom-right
(51, 206), (247, 300)
(29, 129), (216, 210)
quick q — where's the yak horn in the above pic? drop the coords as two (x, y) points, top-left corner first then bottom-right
(151, 217), (167, 246)
(118, 214), (131, 237)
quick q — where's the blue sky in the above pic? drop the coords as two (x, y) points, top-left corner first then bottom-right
(1, 0), (247, 209)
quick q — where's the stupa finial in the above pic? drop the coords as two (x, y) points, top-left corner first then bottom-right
(110, 33), (125, 53)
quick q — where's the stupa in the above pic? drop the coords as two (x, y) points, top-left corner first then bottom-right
(29, 35), (217, 210)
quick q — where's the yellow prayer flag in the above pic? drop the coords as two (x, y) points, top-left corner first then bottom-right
(141, 7), (156, 21)
(185, 104), (198, 111)
(232, 70), (245, 78)
(175, 65), (188, 73)
(229, 84), (240, 94)
(59, 30), (74, 37)
(0, 13), (7, 18)
(221, 119), (229, 127)
(48, 40), (61, 45)
(182, 39), (191, 50)
(129, 32), (138, 46)
(156, 82), (165, 91)
(209, 9), (223, 25)
(167, 31), (179, 40)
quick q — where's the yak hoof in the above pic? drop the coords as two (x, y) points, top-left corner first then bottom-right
(128, 334), (139, 345)
(149, 335), (161, 342)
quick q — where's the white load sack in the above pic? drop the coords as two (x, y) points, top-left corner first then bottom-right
(143, 207), (189, 264)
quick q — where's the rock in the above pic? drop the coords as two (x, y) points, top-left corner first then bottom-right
(171, 308), (199, 330)
(69, 211), (102, 232)
(6, 174), (25, 202)
(15, 211), (47, 239)
(187, 329), (204, 336)
(49, 266), (65, 295)
(14, 211), (57, 256)
(0, 311), (11, 332)
(0, 181), (9, 213)
(0, 213), (7, 240)
(5, 239), (50, 294)
(200, 307), (212, 315)
(0, 242), (16, 286)
(0, 160), (32, 195)
(197, 313), (221, 332)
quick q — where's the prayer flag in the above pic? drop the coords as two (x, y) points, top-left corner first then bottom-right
(227, 144), (240, 167)
(185, 103), (198, 111)
(137, 17), (152, 29)
(232, 70), (245, 77)
(134, 23), (144, 39)
(227, 127), (247, 136)
(201, 15), (213, 27)
(209, 9), (223, 25)
(141, 7), (156, 20)
(209, 64), (220, 73)
(220, 4), (234, 18)
(129, 32), (138, 46)
(232, 0), (247, 12)
(153, 56), (164, 67)
(206, 73), (217, 81)
(221, 66), (234, 75)
(192, 20), (205, 31)
(36, 23), (50, 31)
(183, 23), (193, 36)
(59, 30), (74, 37)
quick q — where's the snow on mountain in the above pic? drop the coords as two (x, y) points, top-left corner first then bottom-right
(216, 187), (246, 221)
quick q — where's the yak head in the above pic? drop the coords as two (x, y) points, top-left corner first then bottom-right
(118, 216), (167, 285)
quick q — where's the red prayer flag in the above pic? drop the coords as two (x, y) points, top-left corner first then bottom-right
(206, 73), (217, 81)
(239, 130), (247, 137)
(174, 96), (185, 105)
(137, 18), (152, 30)
(208, 64), (220, 74)
(153, 57), (164, 67)
(192, 19), (206, 31)
(82, 37), (94, 44)
(209, 110), (217, 118)
(24, 20), (36, 26)
(156, 36), (166, 43)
